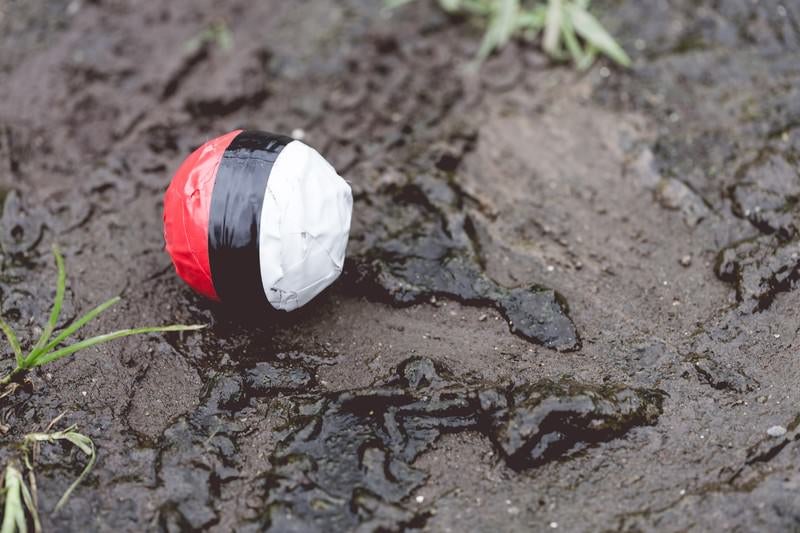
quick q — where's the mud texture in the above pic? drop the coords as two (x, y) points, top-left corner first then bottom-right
(1, 0), (800, 531)
(248, 357), (661, 531)
(345, 170), (580, 351)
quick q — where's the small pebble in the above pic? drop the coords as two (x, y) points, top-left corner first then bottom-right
(549, 522), (559, 529)
(415, 495), (424, 504)
(478, 314), (488, 322)
(679, 255), (692, 267)
(67, 0), (81, 15)
(767, 425), (787, 438)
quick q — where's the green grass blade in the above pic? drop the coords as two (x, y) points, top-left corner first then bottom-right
(477, 0), (520, 60)
(54, 433), (96, 512)
(24, 425), (79, 447)
(576, 42), (597, 70)
(516, 6), (546, 31)
(439, 0), (460, 12)
(476, 23), (499, 60)
(0, 317), (23, 368)
(461, 0), (492, 16)
(560, 6), (586, 67)
(33, 297), (121, 363)
(1, 465), (30, 533)
(22, 424), (96, 514)
(17, 474), (39, 533)
(494, 0), (519, 45)
(543, 0), (563, 58)
(29, 245), (67, 361)
(565, 3), (630, 67)
(33, 325), (205, 367)
(384, 0), (416, 9)
(63, 431), (93, 457)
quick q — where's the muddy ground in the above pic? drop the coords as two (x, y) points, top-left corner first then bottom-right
(0, 0), (799, 531)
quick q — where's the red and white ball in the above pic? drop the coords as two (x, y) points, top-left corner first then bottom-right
(163, 130), (352, 311)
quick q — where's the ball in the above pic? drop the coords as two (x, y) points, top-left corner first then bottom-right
(163, 130), (353, 311)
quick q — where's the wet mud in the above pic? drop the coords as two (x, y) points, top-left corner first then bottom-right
(345, 171), (580, 351)
(249, 357), (661, 531)
(1, 0), (800, 531)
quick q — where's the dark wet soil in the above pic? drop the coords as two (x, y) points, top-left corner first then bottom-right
(1, 0), (799, 531)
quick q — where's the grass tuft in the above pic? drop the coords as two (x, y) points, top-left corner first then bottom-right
(0, 417), (97, 532)
(0, 245), (204, 387)
(386, 0), (630, 69)
(0, 462), (39, 533)
(22, 421), (96, 513)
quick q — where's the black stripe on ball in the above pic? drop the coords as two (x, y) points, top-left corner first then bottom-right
(208, 130), (292, 307)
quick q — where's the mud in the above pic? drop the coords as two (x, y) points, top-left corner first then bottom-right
(248, 357), (661, 531)
(1, 0), (800, 531)
(345, 171), (580, 351)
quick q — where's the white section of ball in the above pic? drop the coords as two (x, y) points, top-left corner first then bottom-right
(258, 140), (352, 311)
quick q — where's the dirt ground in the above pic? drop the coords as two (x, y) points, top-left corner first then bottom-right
(1, 0), (799, 531)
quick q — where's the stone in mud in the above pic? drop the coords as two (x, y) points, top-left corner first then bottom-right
(347, 174), (580, 351)
(655, 178), (712, 227)
(246, 357), (663, 531)
(714, 237), (800, 312)
(728, 413), (800, 487)
(766, 425), (787, 438)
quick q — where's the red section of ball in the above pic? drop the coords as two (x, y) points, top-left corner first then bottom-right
(163, 130), (242, 300)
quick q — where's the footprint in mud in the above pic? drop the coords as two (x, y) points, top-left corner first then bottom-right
(345, 171), (581, 352)
(241, 356), (664, 531)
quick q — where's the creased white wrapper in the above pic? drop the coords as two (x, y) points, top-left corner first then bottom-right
(258, 140), (352, 311)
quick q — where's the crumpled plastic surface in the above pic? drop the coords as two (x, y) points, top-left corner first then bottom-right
(258, 140), (353, 311)
(207, 131), (291, 308)
(163, 130), (241, 301)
